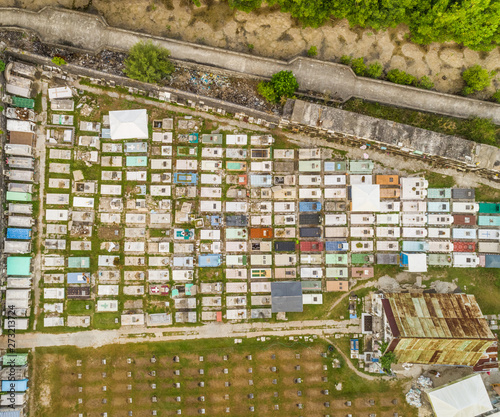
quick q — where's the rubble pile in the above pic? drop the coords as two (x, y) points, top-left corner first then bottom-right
(405, 388), (422, 407)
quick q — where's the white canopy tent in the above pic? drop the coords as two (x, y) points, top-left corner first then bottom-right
(427, 374), (493, 417)
(351, 184), (380, 212)
(109, 109), (148, 140)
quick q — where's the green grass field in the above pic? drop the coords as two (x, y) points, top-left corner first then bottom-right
(32, 337), (416, 417)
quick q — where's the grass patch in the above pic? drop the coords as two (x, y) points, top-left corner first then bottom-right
(475, 184), (500, 202)
(32, 337), (415, 417)
(287, 291), (346, 321)
(424, 267), (500, 315)
(93, 312), (121, 330)
(425, 171), (456, 188)
(343, 98), (500, 146)
(66, 300), (94, 315)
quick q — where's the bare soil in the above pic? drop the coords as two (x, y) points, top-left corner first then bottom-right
(1, 0), (499, 97)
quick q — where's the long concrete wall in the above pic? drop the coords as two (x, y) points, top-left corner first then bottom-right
(1, 6), (500, 124)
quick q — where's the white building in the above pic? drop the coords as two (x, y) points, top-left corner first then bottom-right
(401, 177), (428, 200)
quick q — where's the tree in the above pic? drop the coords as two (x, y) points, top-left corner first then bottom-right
(366, 62), (383, 79)
(380, 351), (398, 373)
(0, 59), (5, 72)
(51, 56), (67, 66)
(257, 70), (299, 104)
(462, 65), (495, 95)
(124, 41), (175, 84)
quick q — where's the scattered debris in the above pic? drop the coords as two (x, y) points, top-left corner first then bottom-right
(405, 388), (422, 407)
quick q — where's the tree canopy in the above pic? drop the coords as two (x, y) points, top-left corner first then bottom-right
(257, 70), (299, 104)
(124, 41), (175, 84)
(227, 0), (500, 50)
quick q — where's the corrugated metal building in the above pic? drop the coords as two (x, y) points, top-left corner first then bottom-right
(382, 293), (497, 370)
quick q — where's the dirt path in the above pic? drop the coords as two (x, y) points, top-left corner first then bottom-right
(1, 0), (498, 98)
(31, 81), (47, 331)
(326, 280), (377, 316)
(322, 336), (392, 381)
(16, 318), (361, 349)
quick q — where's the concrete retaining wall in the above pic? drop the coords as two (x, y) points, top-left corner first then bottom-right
(1, 7), (500, 124)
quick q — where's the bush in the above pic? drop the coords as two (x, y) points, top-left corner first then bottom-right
(462, 65), (495, 95)
(366, 62), (383, 79)
(124, 40), (175, 84)
(418, 75), (434, 90)
(0, 59), (5, 72)
(350, 57), (366, 76)
(257, 81), (276, 103)
(493, 90), (500, 103)
(386, 69), (417, 86)
(51, 56), (67, 66)
(340, 55), (352, 65)
(307, 46), (318, 57)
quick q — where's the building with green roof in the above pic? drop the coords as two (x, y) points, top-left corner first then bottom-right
(126, 156), (148, 167)
(11, 96), (35, 109)
(351, 253), (374, 265)
(479, 203), (500, 214)
(6, 191), (32, 202)
(7, 257), (31, 276)
(67, 257), (90, 268)
(427, 254), (452, 266)
(349, 160), (374, 174)
(201, 134), (223, 144)
(2, 353), (28, 366)
(325, 254), (348, 265)
(427, 188), (452, 199)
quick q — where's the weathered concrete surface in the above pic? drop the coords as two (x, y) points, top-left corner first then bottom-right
(1, 6), (499, 123)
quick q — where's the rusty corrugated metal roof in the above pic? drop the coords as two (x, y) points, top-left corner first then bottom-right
(385, 293), (495, 340)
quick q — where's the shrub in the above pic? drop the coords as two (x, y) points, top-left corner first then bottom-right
(307, 46), (318, 57)
(366, 62), (383, 79)
(350, 57), (366, 76)
(386, 69), (417, 86)
(493, 90), (500, 103)
(462, 65), (495, 95)
(257, 81), (276, 103)
(340, 55), (352, 65)
(247, 43), (254, 51)
(0, 59), (5, 72)
(124, 40), (175, 83)
(418, 75), (434, 90)
(51, 56), (67, 66)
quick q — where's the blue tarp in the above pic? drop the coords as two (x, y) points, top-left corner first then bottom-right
(198, 254), (222, 267)
(299, 202), (322, 212)
(6, 228), (31, 240)
(1, 379), (28, 392)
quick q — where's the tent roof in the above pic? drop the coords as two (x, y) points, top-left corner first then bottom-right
(109, 109), (148, 140)
(428, 374), (493, 417)
(351, 184), (380, 212)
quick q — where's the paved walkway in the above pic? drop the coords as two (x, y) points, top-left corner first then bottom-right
(1, 7), (500, 123)
(16, 319), (360, 349)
